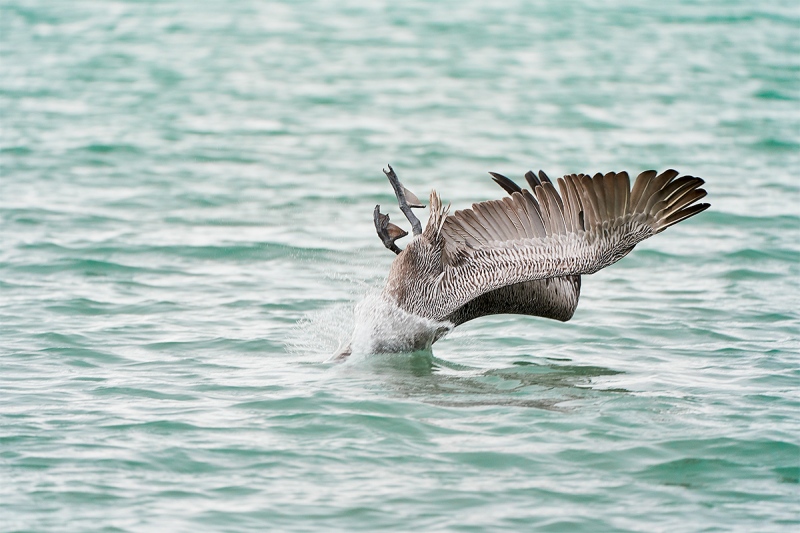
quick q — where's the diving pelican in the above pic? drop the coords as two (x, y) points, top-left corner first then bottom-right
(335, 166), (708, 359)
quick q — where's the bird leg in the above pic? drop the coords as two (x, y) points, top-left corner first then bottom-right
(383, 165), (424, 236)
(374, 205), (407, 254)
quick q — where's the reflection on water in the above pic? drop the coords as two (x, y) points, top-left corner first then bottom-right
(339, 349), (626, 410)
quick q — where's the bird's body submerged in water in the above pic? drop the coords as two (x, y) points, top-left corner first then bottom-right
(335, 167), (709, 359)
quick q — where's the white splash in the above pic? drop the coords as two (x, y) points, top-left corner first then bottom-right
(289, 285), (454, 363)
(333, 292), (454, 362)
(286, 301), (356, 359)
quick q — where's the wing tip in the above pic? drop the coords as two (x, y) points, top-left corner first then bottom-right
(489, 172), (523, 195)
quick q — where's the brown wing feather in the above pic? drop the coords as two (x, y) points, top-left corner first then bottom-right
(425, 170), (709, 321)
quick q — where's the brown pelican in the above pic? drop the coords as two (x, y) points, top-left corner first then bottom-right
(335, 166), (708, 359)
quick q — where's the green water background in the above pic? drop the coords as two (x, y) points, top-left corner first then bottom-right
(1, 1), (798, 531)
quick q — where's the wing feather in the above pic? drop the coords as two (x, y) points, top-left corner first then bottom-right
(452, 212), (486, 245)
(522, 190), (547, 237)
(547, 182), (569, 234)
(429, 169), (708, 321)
(577, 174), (602, 227)
(511, 193), (536, 238)
(487, 200), (516, 240)
(557, 177), (576, 232)
(524, 170), (541, 189)
(658, 202), (710, 229)
(470, 203), (503, 241)
(490, 172), (523, 195)
(630, 170), (656, 210)
(563, 175), (586, 230)
(602, 172), (617, 220)
(534, 186), (557, 235)
(592, 173), (607, 223)
(617, 171), (630, 217)
(501, 197), (526, 235)
(459, 209), (494, 243)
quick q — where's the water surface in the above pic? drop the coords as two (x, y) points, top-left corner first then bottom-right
(1, 1), (799, 531)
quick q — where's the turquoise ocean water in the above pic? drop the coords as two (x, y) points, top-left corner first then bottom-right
(1, 1), (798, 531)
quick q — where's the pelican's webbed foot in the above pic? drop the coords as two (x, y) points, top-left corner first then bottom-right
(374, 165), (426, 254)
(374, 205), (407, 255)
(383, 164), (424, 236)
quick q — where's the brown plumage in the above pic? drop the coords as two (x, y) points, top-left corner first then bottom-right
(337, 168), (709, 358)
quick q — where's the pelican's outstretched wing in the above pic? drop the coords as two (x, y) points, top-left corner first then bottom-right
(428, 170), (708, 321)
(439, 172), (581, 326)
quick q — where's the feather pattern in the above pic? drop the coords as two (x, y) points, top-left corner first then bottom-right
(446, 276), (581, 325)
(392, 169), (708, 321)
